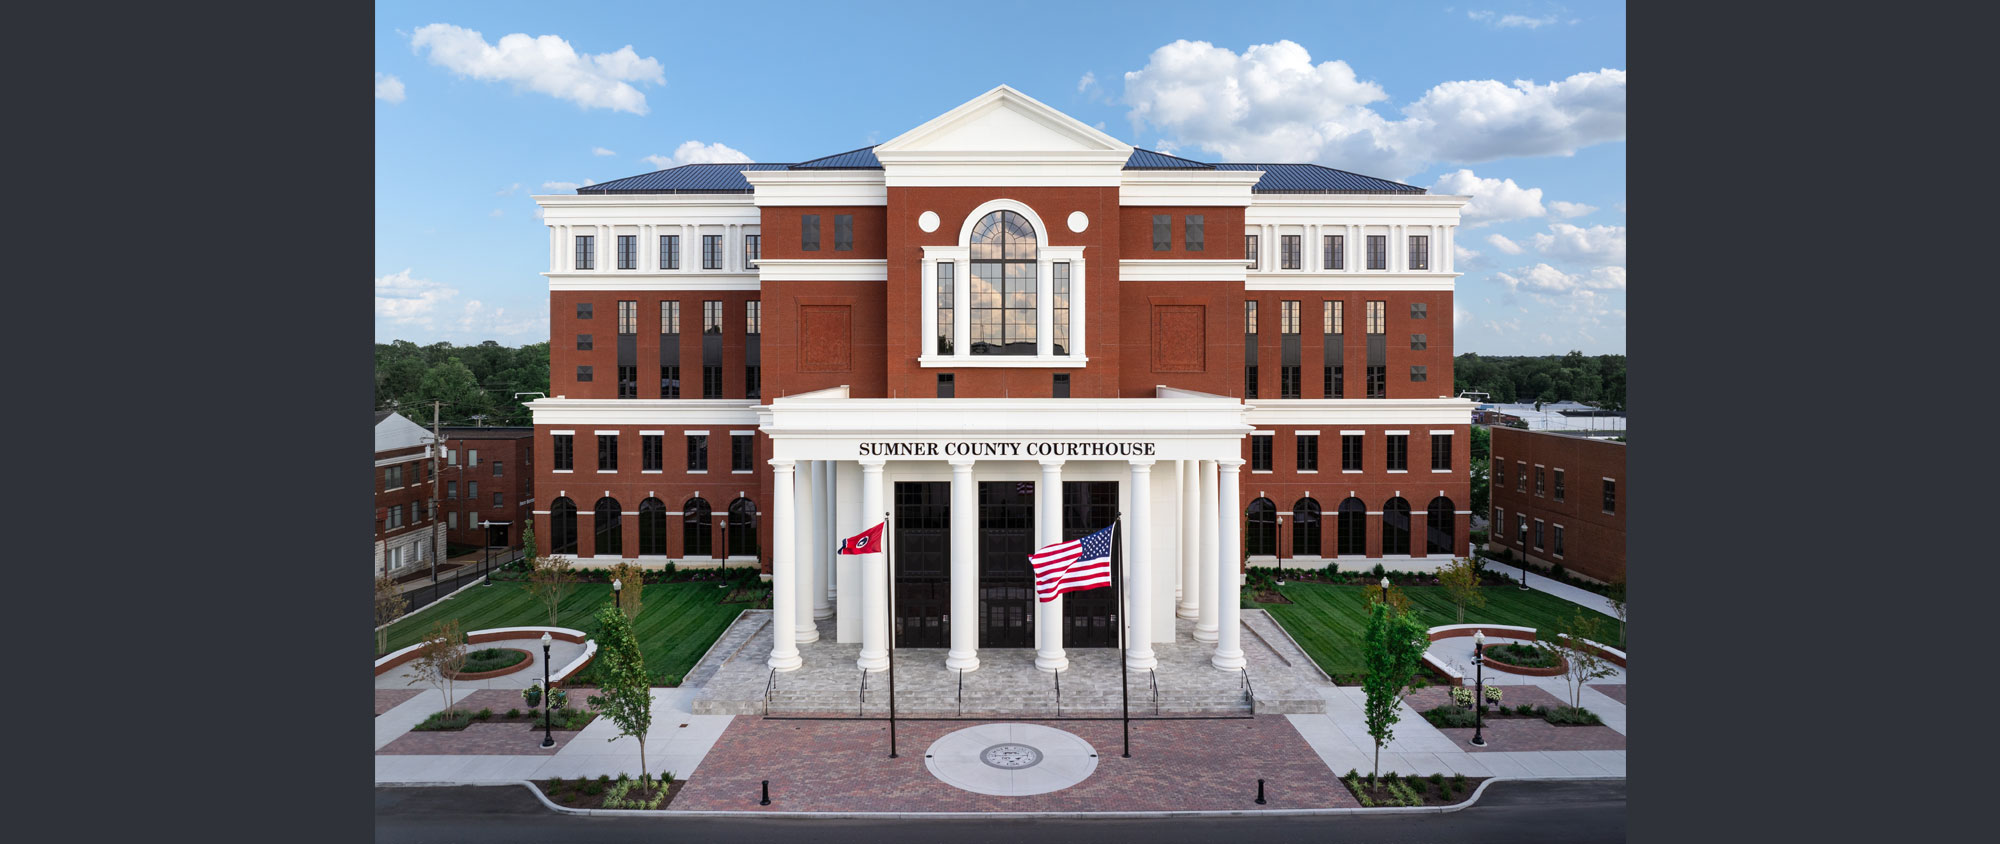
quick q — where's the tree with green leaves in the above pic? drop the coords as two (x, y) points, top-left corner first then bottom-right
(1534, 609), (1619, 710)
(374, 573), (408, 655)
(1605, 578), (1627, 646)
(1469, 425), (1491, 518)
(520, 520), (538, 566)
(1360, 600), (1433, 778)
(528, 553), (575, 626)
(587, 604), (656, 788)
(408, 619), (468, 713)
(1437, 556), (1486, 623)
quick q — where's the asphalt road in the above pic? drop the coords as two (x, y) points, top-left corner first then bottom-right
(374, 778), (1626, 843)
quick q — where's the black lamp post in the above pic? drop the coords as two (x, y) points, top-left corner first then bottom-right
(1470, 629), (1486, 747)
(540, 631), (555, 748)
(612, 577), (623, 614)
(480, 520), (492, 586)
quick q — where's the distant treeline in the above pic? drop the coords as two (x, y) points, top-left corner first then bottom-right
(1453, 352), (1626, 409)
(375, 340), (550, 427)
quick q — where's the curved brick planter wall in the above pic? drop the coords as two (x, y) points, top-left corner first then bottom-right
(1479, 650), (1568, 677)
(444, 648), (534, 681)
(374, 626), (589, 677)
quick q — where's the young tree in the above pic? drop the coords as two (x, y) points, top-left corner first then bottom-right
(587, 604), (656, 788)
(407, 619), (468, 713)
(528, 554), (576, 626)
(1605, 578), (1628, 646)
(374, 573), (408, 656)
(1534, 609), (1620, 709)
(1365, 579), (1412, 616)
(520, 520), (537, 567)
(1360, 601), (1432, 778)
(610, 561), (644, 620)
(1437, 557), (1487, 624)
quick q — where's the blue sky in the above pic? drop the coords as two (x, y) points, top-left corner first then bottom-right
(376, 1), (1625, 355)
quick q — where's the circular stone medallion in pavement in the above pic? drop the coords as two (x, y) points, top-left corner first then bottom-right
(925, 724), (1097, 796)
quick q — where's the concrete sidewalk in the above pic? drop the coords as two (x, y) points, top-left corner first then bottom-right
(1285, 683), (1626, 780)
(375, 685), (734, 784)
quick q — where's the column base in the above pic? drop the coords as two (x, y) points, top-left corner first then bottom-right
(794, 627), (820, 644)
(856, 651), (889, 672)
(768, 652), (802, 672)
(1192, 625), (1219, 644)
(1125, 651), (1158, 671)
(812, 606), (834, 620)
(944, 652), (980, 672)
(1210, 651), (1246, 671)
(1176, 604), (1199, 620)
(1035, 651), (1069, 672)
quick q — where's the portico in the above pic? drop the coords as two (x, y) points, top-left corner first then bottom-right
(755, 386), (1253, 675)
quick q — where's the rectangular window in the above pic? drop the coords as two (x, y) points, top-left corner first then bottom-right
(1386, 434), (1408, 471)
(1281, 235), (1301, 269)
(745, 301), (761, 335)
(1326, 365), (1341, 398)
(1366, 367), (1385, 399)
(744, 234), (760, 270)
(703, 366), (723, 399)
(575, 235), (594, 270)
(1250, 434), (1273, 471)
(1245, 366), (1258, 398)
(937, 372), (954, 398)
(1053, 373), (1069, 398)
(1432, 434), (1451, 470)
(552, 434), (573, 471)
(745, 366), (760, 400)
(1245, 234), (1260, 269)
(492, 460), (503, 478)
(448, 448), (458, 465)
(1052, 262), (1070, 355)
(1409, 235), (1429, 271)
(660, 234), (679, 269)
(1297, 434), (1318, 471)
(448, 511), (457, 530)
(1280, 366), (1300, 399)
(732, 434), (754, 471)
(576, 333), (592, 351)
(469, 449), (477, 467)
(1186, 214), (1203, 251)
(1517, 514), (1527, 544)
(597, 435), (617, 471)
(618, 365), (637, 398)
(577, 302), (593, 319)
(1324, 234), (1344, 270)
(801, 214), (820, 251)
(617, 301), (636, 334)
(641, 434), (662, 471)
(1411, 302), (1428, 319)
(1245, 300), (1259, 333)
(1244, 300), (1258, 399)
(1411, 365), (1427, 382)
(936, 262), (955, 355)
(1604, 479), (1617, 513)
(1366, 235), (1386, 270)
(1366, 301), (1385, 334)
(383, 465), (402, 490)
(386, 506), (402, 530)
(468, 481), (478, 500)
(702, 235), (722, 269)
(1536, 466), (1545, 497)
(1554, 525), (1565, 556)
(1280, 300), (1300, 334)
(447, 480), (457, 499)
(1554, 469), (1566, 502)
(1411, 334), (1427, 350)
(834, 214), (853, 251)
(576, 365), (593, 382)
(661, 300), (680, 334)
(687, 435), (708, 471)
(1518, 462), (1527, 492)
(703, 300), (722, 334)
(1534, 519), (1545, 550)
(617, 235), (636, 269)
(1341, 434), (1363, 471)
(493, 492), (503, 508)
(1152, 214), (1171, 251)
(660, 365), (679, 399)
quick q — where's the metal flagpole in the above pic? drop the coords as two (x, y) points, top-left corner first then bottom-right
(885, 510), (897, 759)
(1118, 515), (1130, 758)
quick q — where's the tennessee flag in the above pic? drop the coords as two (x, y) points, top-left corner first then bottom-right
(837, 521), (886, 555)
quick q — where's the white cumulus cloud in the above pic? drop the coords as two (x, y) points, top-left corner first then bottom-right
(375, 269), (457, 327)
(1431, 169), (1544, 226)
(1469, 11), (1561, 28)
(1532, 223), (1626, 265)
(375, 72), (405, 103)
(1487, 234), (1525, 255)
(1495, 263), (1625, 295)
(457, 299), (548, 339)
(642, 140), (753, 169)
(592, 146), (617, 156)
(541, 179), (595, 191)
(1120, 39), (1624, 180)
(1548, 200), (1598, 219)
(409, 24), (665, 115)
(1078, 71), (1097, 93)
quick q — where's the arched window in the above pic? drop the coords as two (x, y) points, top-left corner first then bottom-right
(1293, 497), (1321, 557)
(638, 498), (668, 556)
(1382, 497), (1411, 556)
(1336, 497), (1366, 556)
(593, 497), (622, 557)
(683, 497), (712, 558)
(1245, 497), (1277, 557)
(969, 210), (1038, 356)
(1427, 496), (1456, 556)
(549, 497), (578, 556)
(727, 498), (758, 558)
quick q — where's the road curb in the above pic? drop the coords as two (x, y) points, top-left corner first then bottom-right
(376, 776), (1622, 819)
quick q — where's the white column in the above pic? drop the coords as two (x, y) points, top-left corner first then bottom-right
(1035, 458), (1068, 672)
(548, 226), (558, 272)
(682, 225), (695, 271)
(1125, 459), (1158, 670)
(1349, 224), (1359, 272)
(1445, 225), (1456, 273)
(767, 460), (801, 671)
(951, 263), (971, 360)
(856, 459), (889, 671)
(946, 458), (980, 671)
(1178, 459), (1200, 619)
(920, 257), (937, 358)
(1213, 458), (1247, 670)
(1194, 459), (1220, 643)
(1036, 257), (1054, 358)
(812, 461), (833, 618)
(1306, 224), (1319, 272)
(793, 459), (819, 643)
(601, 225), (613, 272)
(835, 461), (861, 641)
(1069, 259), (1086, 357)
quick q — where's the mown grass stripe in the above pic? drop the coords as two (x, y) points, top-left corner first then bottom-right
(1256, 582), (1622, 678)
(382, 581), (746, 681)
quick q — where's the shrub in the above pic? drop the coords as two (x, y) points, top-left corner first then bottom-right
(1371, 563), (1386, 578)
(1543, 705), (1603, 726)
(1421, 705), (1478, 728)
(474, 708), (493, 720)
(507, 708), (521, 719)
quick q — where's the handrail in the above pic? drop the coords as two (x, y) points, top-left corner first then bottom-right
(1054, 665), (1062, 718)
(956, 667), (964, 718)
(1240, 666), (1254, 709)
(1148, 668), (1160, 716)
(764, 667), (777, 717)
(858, 667), (868, 717)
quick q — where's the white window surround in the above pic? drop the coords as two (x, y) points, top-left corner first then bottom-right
(919, 199), (1088, 368)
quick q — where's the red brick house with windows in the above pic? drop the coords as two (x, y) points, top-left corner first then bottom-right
(1489, 426), (1626, 584)
(374, 410), (442, 575)
(438, 427), (534, 552)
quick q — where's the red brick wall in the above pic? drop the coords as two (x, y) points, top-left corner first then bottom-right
(1239, 424), (1471, 560)
(1488, 427), (1626, 583)
(375, 444), (433, 543)
(760, 281), (888, 399)
(760, 206), (889, 261)
(1117, 282), (1245, 397)
(532, 425), (774, 571)
(1241, 291), (1455, 401)
(438, 432), (534, 550)
(1120, 206), (1245, 259)
(550, 290), (764, 400)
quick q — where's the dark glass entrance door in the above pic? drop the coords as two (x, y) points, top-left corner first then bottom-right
(893, 482), (950, 648)
(977, 481), (1036, 648)
(1061, 480), (1120, 648)
(487, 523), (508, 547)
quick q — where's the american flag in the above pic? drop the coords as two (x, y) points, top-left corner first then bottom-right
(1029, 524), (1115, 603)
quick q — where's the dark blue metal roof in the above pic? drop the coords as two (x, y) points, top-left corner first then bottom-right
(1124, 148), (1214, 169)
(1211, 163), (1422, 194)
(791, 145), (881, 169)
(577, 163), (794, 194)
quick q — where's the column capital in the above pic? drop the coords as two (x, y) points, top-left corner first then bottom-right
(858, 458), (887, 470)
(768, 459), (796, 471)
(1217, 458), (1247, 470)
(1038, 457), (1066, 468)
(947, 457), (978, 468)
(1127, 457), (1157, 470)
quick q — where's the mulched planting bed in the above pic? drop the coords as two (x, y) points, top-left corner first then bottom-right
(1340, 770), (1488, 807)
(1484, 642), (1557, 668)
(1589, 683), (1627, 704)
(376, 689), (423, 716)
(1250, 589), (1292, 604)
(377, 721), (588, 755)
(1436, 718), (1626, 752)
(535, 776), (685, 810)
(404, 688), (598, 732)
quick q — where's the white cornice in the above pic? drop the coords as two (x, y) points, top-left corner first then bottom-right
(751, 259), (887, 282)
(1119, 171), (1263, 207)
(544, 272), (761, 292)
(876, 85), (1132, 155)
(1246, 194), (1471, 209)
(1245, 272), (1459, 292)
(535, 194), (756, 210)
(1244, 398), (1475, 427)
(528, 399), (762, 427)
(761, 395), (1248, 439)
(743, 170), (888, 206)
(1118, 259), (1249, 283)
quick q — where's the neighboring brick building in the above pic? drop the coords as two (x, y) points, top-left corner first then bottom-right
(438, 427), (535, 552)
(374, 410), (442, 575)
(528, 86), (1473, 675)
(1489, 426), (1626, 584)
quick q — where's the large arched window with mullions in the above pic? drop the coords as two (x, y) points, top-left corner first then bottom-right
(727, 497), (758, 558)
(593, 497), (622, 557)
(1427, 496), (1456, 556)
(683, 497), (713, 558)
(1245, 497), (1278, 556)
(969, 210), (1038, 356)
(1381, 497), (1411, 556)
(638, 498), (668, 556)
(1293, 497), (1321, 557)
(1336, 497), (1366, 556)
(549, 497), (578, 556)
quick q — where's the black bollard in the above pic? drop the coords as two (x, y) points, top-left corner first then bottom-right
(1255, 778), (1267, 805)
(760, 780), (771, 806)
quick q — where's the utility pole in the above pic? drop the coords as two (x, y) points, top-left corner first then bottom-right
(431, 400), (444, 589)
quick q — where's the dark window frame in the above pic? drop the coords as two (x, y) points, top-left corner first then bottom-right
(701, 235), (722, 270)
(744, 234), (760, 270)
(1366, 235), (1386, 270)
(834, 214), (853, 251)
(574, 235), (594, 270)
(617, 234), (637, 270)
(1245, 233), (1260, 269)
(660, 234), (679, 270)
(552, 434), (573, 471)
(596, 434), (617, 471)
(1431, 433), (1452, 471)
(801, 214), (820, 251)
(576, 365), (593, 382)
(641, 434), (662, 471)
(1324, 234), (1344, 270)
(1341, 434), (1363, 471)
(1386, 434), (1409, 471)
(1280, 234), (1301, 269)
(686, 434), (708, 472)
(576, 333), (592, 351)
(1185, 214), (1204, 251)
(1052, 372), (1070, 398)
(1250, 434), (1273, 471)
(732, 434), (754, 472)
(1604, 479), (1617, 513)
(1152, 215), (1171, 251)
(936, 373), (954, 397)
(1297, 434), (1318, 471)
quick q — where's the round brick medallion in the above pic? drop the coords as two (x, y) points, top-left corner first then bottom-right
(980, 743), (1044, 769)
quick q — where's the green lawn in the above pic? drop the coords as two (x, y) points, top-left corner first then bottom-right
(381, 581), (751, 683)
(1256, 582), (1624, 679)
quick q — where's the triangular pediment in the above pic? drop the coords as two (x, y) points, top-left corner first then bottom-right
(877, 85), (1132, 155)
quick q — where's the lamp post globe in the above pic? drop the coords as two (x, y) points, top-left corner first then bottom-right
(540, 631), (554, 747)
(1470, 629), (1486, 747)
